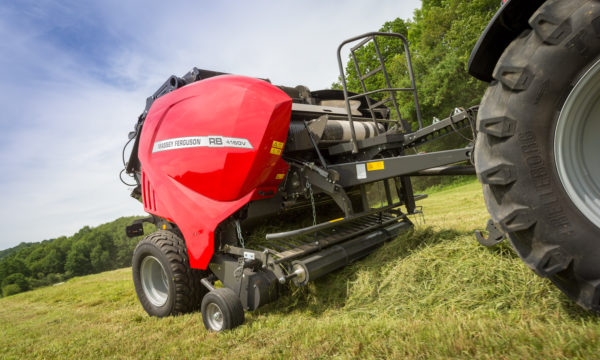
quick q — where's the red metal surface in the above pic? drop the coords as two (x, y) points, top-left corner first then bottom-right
(138, 75), (292, 269)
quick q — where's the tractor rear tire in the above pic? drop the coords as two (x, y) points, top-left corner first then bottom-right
(132, 230), (208, 317)
(475, 0), (600, 310)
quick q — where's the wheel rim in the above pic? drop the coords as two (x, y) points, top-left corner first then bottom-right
(140, 256), (169, 307)
(205, 303), (224, 331)
(555, 58), (600, 229)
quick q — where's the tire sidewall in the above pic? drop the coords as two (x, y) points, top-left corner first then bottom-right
(550, 54), (600, 232)
(132, 241), (177, 317)
(516, 47), (600, 238)
(512, 29), (599, 233)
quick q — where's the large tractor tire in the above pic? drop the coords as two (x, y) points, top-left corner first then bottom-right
(475, 0), (600, 310)
(132, 230), (208, 317)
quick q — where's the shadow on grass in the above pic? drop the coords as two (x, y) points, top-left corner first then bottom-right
(482, 239), (520, 259)
(477, 238), (600, 321)
(553, 286), (600, 322)
(559, 294), (600, 321)
(253, 226), (463, 318)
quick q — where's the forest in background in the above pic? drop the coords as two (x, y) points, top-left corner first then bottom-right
(0, 217), (154, 297)
(0, 0), (500, 297)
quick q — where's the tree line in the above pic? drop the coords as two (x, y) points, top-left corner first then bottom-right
(0, 217), (154, 297)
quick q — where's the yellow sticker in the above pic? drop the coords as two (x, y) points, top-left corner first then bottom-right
(328, 217), (344, 223)
(270, 148), (282, 155)
(275, 173), (285, 180)
(272, 141), (284, 149)
(366, 161), (385, 171)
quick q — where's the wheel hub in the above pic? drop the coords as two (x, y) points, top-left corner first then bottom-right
(140, 256), (169, 307)
(205, 303), (224, 331)
(555, 57), (600, 230)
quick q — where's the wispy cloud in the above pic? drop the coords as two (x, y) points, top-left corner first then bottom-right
(0, 0), (420, 249)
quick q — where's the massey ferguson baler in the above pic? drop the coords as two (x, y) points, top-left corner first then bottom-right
(122, 0), (600, 331)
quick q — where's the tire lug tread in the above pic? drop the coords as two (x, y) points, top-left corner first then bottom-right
(529, 245), (573, 276)
(530, 12), (572, 45)
(479, 163), (517, 186)
(499, 208), (537, 232)
(477, 116), (517, 138)
(494, 65), (534, 91)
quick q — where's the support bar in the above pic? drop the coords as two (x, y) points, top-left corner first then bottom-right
(328, 147), (473, 187)
(411, 165), (476, 176)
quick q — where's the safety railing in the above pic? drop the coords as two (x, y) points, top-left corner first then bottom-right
(336, 32), (423, 152)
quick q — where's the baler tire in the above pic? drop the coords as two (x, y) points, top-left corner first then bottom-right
(201, 288), (245, 331)
(132, 230), (207, 317)
(475, 0), (600, 311)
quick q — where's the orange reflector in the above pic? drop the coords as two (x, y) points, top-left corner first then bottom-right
(366, 161), (384, 171)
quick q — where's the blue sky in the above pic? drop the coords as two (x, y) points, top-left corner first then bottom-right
(0, 0), (420, 250)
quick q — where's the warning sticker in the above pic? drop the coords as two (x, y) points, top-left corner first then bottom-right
(269, 140), (284, 156)
(152, 136), (253, 153)
(367, 161), (385, 171)
(272, 141), (284, 149)
(275, 173), (285, 180)
(356, 164), (367, 179)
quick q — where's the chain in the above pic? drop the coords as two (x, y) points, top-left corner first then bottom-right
(233, 219), (246, 296)
(306, 181), (316, 226)
(235, 219), (245, 248)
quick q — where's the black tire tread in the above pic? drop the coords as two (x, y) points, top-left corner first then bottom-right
(476, 0), (600, 310)
(134, 230), (207, 315)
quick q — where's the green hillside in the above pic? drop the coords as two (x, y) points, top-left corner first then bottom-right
(0, 216), (155, 297)
(1, 180), (598, 359)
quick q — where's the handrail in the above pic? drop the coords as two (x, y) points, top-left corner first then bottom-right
(336, 32), (424, 153)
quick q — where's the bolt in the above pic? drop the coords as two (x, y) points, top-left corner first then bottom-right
(213, 311), (222, 322)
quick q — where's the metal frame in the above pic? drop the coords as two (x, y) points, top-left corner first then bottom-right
(328, 147), (473, 187)
(337, 32), (424, 153)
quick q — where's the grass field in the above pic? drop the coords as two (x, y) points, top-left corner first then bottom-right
(1, 180), (599, 359)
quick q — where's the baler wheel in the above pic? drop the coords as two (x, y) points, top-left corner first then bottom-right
(132, 230), (207, 317)
(201, 288), (245, 331)
(475, 0), (600, 310)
